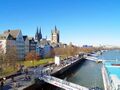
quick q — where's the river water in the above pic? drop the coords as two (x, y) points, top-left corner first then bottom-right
(42, 50), (120, 90)
(65, 50), (120, 90)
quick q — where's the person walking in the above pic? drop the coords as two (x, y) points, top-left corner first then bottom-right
(11, 77), (14, 82)
(13, 81), (17, 90)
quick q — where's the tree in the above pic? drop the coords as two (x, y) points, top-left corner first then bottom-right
(25, 50), (40, 61)
(4, 46), (18, 70)
(50, 49), (55, 58)
(53, 45), (79, 58)
(0, 49), (4, 75)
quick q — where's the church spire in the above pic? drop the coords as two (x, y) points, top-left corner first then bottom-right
(55, 25), (57, 32)
(35, 27), (39, 40)
(39, 27), (42, 40)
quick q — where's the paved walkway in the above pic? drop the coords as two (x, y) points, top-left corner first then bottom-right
(0, 74), (33, 90)
(0, 56), (83, 90)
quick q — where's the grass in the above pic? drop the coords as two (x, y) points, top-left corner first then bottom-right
(0, 58), (54, 78)
(0, 66), (17, 78)
(22, 58), (54, 67)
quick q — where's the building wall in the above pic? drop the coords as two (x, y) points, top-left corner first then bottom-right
(36, 46), (44, 58)
(24, 38), (29, 55)
(6, 40), (16, 52)
(16, 31), (25, 60)
(51, 30), (59, 43)
(43, 45), (52, 58)
(29, 39), (36, 52)
(0, 40), (16, 54)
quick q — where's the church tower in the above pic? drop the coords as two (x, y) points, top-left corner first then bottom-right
(51, 26), (60, 43)
(39, 27), (42, 40)
(35, 27), (39, 41)
(35, 27), (42, 42)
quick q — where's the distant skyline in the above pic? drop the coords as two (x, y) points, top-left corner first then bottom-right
(0, 0), (120, 46)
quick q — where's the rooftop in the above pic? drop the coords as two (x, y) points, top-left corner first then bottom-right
(4, 30), (21, 39)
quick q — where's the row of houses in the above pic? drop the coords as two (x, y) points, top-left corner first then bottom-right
(0, 27), (60, 60)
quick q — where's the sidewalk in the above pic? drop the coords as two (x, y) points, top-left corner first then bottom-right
(0, 72), (35, 90)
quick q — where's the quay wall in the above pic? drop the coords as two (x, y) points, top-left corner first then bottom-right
(52, 58), (85, 76)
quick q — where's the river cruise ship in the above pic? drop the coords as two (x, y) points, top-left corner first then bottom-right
(102, 60), (120, 90)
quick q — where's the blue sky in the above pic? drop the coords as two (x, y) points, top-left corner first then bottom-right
(0, 0), (120, 46)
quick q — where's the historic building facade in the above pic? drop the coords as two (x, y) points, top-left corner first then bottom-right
(29, 37), (37, 52)
(23, 36), (29, 55)
(0, 26), (61, 60)
(51, 26), (60, 44)
(35, 27), (42, 42)
(0, 30), (25, 60)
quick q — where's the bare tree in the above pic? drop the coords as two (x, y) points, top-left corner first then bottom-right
(4, 46), (18, 70)
(54, 45), (79, 58)
(25, 50), (40, 61)
(0, 50), (4, 76)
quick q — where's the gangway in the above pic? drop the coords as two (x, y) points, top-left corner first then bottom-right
(39, 75), (89, 90)
(85, 56), (103, 63)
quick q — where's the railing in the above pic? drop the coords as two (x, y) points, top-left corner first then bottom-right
(85, 56), (103, 62)
(40, 75), (89, 90)
(101, 65), (112, 90)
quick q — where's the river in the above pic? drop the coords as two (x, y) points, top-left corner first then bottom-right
(66, 50), (120, 90)
(42, 50), (120, 90)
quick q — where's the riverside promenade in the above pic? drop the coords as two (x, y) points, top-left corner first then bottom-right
(0, 55), (88, 90)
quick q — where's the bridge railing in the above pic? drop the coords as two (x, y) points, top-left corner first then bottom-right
(40, 75), (88, 90)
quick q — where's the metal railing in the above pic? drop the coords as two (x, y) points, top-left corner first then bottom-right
(40, 75), (89, 90)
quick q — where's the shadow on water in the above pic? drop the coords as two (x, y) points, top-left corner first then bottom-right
(59, 60), (86, 79)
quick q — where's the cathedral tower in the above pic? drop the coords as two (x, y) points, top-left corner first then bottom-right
(51, 26), (60, 43)
(35, 27), (42, 42)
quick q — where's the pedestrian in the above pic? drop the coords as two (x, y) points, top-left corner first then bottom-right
(25, 68), (28, 75)
(24, 75), (27, 80)
(3, 78), (6, 84)
(28, 75), (31, 80)
(13, 81), (17, 89)
(11, 77), (14, 82)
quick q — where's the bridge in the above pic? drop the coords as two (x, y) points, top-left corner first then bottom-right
(85, 56), (103, 63)
(39, 75), (89, 90)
